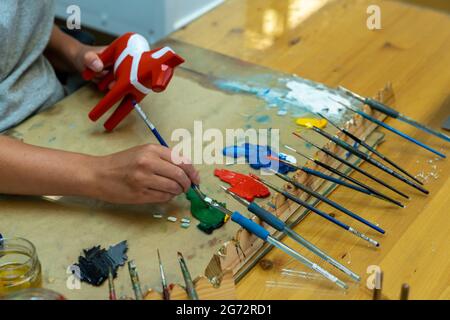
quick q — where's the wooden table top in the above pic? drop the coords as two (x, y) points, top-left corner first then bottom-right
(173, 0), (450, 300)
(2, 0), (448, 300)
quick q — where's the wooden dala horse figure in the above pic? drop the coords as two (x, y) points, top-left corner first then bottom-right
(83, 32), (185, 131)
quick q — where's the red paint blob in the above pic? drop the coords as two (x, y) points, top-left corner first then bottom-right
(214, 169), (270, 202)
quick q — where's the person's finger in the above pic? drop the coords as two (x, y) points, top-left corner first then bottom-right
(151, 159), (192, 192)
(92, 70), (110, 84)
(84, 51), (104, 73)
(156, 147), (200, 185)
(145, 174), (184, 196)
(141, 189), (174, 204)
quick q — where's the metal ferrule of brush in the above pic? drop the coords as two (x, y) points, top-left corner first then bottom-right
(265, 236), (348, 290)
(282, 228), (360, 281)
(222, 186), (360, 281)
(259, 178), (380, 247)
(348, 227), (379, 247)
(204, 193), (348, 289)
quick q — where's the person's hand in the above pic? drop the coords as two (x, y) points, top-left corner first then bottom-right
(72, 44), (118, 88)
(90, 144), (200, 204)
(73, 44), (105, 74)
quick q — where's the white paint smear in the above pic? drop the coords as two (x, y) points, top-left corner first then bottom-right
(285, 81), (351, 116)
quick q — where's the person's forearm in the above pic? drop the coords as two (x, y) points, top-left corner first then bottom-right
(0, 136), (98, 197)
(44, 25), (81, 72)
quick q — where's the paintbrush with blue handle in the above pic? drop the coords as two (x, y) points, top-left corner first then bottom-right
(339, 86), (450, 144)
(335, 99), (446, 159)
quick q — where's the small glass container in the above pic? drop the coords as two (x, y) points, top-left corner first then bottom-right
(0, 237), (42, 297)
(3, 288), (65, 300)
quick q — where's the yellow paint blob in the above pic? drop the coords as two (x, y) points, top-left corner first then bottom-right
(295, 118), (328, 129)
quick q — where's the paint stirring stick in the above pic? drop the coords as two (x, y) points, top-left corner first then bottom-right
(339, 86), (450, 143)
(256, 176), (380, 247)
(266, 155), (374, 196)
(309, 125), (430, 195)
(108, 269), (117, 300)
(177, 252), (199, 300)
(269, 169), (385, 234)
(283, 144), (405, 208)
(317, 113), (423, 186)
(157, 249), (170, 300)
(221, 186), (361, 282)
(201, 194), (349, 289)
(339, 102), (446, 159)
(293, 134), (410, 200)
(128, 260), (144, 300)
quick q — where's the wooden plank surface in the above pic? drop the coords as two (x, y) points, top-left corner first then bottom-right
(1, 0), (448, 300)
(173, 0), (450, 300)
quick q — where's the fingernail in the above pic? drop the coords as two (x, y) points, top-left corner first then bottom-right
(90, 59), (103, 72)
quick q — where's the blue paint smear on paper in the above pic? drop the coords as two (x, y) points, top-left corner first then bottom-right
(223, 143), (296, 174)
(255, 115), (271, 124)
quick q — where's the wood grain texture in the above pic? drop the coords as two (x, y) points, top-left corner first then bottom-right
(173, 0), (450, 300)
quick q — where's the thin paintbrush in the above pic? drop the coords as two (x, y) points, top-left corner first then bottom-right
(200, 192), (349, 289)
(337, 101), (446, 159)
(318, 113), (423, 185)
(255, 176), (380, 247)
(283, 144), (405, 208)
(269, 169), (385, 234)
(221, 186), (361, 281)
(339, 86), (450, 143)
(309, 126), (430, 195)
(157, 249), (170, 300)
(177, 252), (199, 300)
(293, 133), (410, 199)
(266, 155), (374, 196)
(128, 260), (144, 300)
(108, 269), (117, 300)
(132, 100), (203, 197)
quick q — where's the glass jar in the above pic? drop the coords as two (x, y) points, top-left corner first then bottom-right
(0, 237), (42, 297)
(3, 288), (65, 300)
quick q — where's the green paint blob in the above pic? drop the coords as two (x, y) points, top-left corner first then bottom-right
(186, 188), (226, 234)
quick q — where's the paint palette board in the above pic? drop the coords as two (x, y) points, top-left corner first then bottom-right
(1, 39), (388, 299)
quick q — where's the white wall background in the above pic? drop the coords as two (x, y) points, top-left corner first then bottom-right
(55, 0), (224, 43)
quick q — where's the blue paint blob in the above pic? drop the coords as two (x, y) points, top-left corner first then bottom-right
(223, 143), (296, 174)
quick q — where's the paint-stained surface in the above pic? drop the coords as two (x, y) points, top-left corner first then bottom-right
(214, 169), (270, 202)
(296, 118), (328, 129)
(2, 40), (374, 299)
(222, 143), (296, 174)
(186, 188), (226, 234)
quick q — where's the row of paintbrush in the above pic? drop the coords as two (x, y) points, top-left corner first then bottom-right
(132, 87), (448, 291)
(108, 251), (198, 300)
(189, 88), (448, 290)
